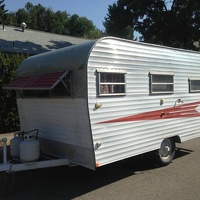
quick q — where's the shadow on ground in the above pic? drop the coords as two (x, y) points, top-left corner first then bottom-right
(0, 147), (192, 200)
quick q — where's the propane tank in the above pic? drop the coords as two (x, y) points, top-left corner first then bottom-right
(20, 133), (40, 162)
(10, 132), (23, 158)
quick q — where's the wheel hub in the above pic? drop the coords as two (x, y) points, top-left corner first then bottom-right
(160, 139), (171, 158)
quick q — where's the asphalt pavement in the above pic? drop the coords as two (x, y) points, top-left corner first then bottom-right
(0, 137), (200, 200)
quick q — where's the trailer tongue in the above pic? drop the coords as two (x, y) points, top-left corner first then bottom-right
(0, 130), (72, 173)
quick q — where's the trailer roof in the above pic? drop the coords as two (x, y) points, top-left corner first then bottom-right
(16, 40), (97, 77)
(15, 37), (200, 78)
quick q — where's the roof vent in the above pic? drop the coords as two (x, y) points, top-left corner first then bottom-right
(21, 22), (27, 32)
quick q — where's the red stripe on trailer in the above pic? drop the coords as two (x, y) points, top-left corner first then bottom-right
(98, 101), (200, 123)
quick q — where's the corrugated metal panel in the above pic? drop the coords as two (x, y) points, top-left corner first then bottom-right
(4, 71), (68, 90)
(87, 37), (200, 167)
(17, 98), (95, 169)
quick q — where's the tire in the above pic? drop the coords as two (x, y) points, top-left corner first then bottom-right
(156, 138), (175, 166)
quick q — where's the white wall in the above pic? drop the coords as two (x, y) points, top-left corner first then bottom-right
(87, 38), (200, 167)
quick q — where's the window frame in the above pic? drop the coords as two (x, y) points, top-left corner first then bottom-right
(96, 68), (126, 97)
(149, 71), (174, 94)
(189, 78), (200, 93)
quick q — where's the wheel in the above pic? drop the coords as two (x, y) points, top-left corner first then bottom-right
(156, 138), (175, 166)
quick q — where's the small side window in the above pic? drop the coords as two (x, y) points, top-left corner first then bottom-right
(189, 78), (200, 93)
(97, 69), (126, 96)
(150, 72), (174, 94)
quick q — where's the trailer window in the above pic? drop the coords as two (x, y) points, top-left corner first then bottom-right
(189, 79), (200, 93)
(98, 72), (126, 96)
(150, 73), (174, 94)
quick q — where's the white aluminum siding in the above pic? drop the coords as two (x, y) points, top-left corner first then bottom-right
(87, 37), (200, 167)
(17, 98), (95, 169)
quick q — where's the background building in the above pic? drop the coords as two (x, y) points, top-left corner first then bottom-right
(0, 25), (90, 55)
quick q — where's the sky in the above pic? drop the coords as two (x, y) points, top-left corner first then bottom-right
(4, 0), (117, 31)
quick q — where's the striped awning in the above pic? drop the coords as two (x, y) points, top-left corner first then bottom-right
(3, 71), (68, 90)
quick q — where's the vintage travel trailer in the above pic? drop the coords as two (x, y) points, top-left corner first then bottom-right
(1, 36), (200, 172)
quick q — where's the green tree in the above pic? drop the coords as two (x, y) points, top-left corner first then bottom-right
(53, 11), (69, 34)
(86, 28), (104, 39)
(104, 2), (134, 39)
(67, 14), (102, 38)
(104, 0), (200, 50)
(15, 8), (30, 27)
(3, 2), (103, 39)
(0, 53), (27, 133)
(3, 11), (16, 26)
(0, 0), (8, 30)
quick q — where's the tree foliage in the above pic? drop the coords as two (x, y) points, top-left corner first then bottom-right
(104, 0), (200, 50)
(1, 2), (102, 39)
(0, 0), (8, 17)
(103, 2), (134, 40)
(0, 0), (8, 29)
(0, 53), (27, 133)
